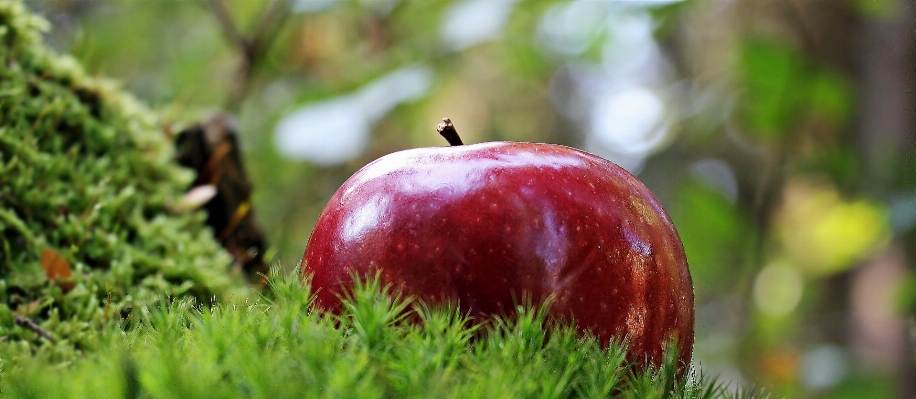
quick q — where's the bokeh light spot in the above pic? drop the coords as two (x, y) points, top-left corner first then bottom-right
(753, 261), (803, 317)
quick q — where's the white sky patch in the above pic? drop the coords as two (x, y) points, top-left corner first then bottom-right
(591, 86), (667, 155)
(583, 136), (647, 173)
(356, 65), (434, 122)
(536, 0), (607, 56)
(542, 2), (676, 174)
(691, 158), (739, 203)
(274, 65), (433, 166)
(274, 97), (370, 166)
(601, 11), (662, 79)
(440, 0), (518, 51)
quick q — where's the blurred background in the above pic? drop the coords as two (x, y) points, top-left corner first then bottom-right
(23, 0), (915, 397)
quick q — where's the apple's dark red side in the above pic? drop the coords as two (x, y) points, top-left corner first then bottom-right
(302, 142), (694, 371)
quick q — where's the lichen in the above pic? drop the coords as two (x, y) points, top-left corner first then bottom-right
(0, 1), (241, 352)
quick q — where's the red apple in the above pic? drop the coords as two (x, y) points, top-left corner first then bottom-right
(301, 119), (693, 369)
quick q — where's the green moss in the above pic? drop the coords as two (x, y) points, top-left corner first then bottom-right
(0, 271), (768, 399)
(0, 1), (241, 353)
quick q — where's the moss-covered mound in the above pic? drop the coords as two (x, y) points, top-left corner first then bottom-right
(0, 1), (239, 352)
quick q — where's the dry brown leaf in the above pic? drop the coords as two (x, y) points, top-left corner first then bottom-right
(40, 247), (75, 292)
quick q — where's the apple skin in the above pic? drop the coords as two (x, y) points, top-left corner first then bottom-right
(302, 142), (694, 368)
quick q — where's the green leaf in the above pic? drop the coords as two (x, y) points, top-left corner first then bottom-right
(851, 0), (898, 19)
(670, 179), (750, 300)
(806, 70), (853, 127)
(739, 39), (804, 139)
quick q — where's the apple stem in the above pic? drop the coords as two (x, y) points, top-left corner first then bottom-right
(437, 118), (464, 146)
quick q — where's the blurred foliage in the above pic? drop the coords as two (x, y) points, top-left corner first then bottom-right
(738, 39), (853, 141)
(775, 181), (890, 277)
(9, 0), (916, 397)
(739, 39), (806, 139)
(669, 180), (750, 300)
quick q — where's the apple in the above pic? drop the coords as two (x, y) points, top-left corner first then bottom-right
(301, 119), (694, 369)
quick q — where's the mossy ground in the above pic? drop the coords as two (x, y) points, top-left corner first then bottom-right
(0, 0), (243, 355)
(0, 270), (770, 399)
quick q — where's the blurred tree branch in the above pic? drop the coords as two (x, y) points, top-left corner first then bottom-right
(205, 0), (293, 112)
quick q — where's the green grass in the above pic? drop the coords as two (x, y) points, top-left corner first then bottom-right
(0, 270), (770, 399)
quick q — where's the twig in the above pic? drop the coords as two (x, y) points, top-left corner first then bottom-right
(205, 0), (248, 51)
(249, 0), (293, 61)
(14, 313), (56, 344)
(204, 0), (293, 112)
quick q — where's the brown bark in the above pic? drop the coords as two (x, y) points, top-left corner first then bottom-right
(854, 1), (916, 397)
